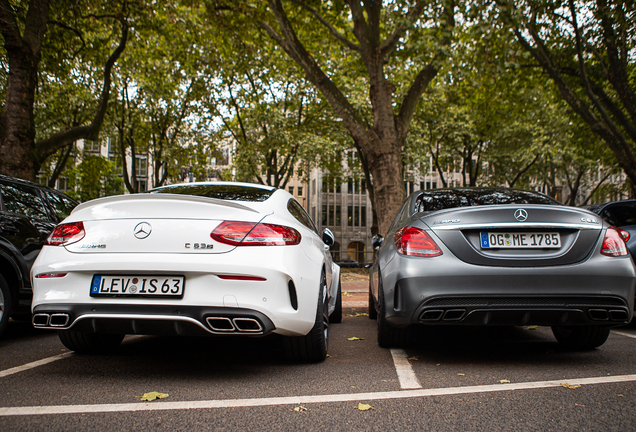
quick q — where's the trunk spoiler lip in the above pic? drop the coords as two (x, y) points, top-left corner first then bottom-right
(70, 193), (261, 216)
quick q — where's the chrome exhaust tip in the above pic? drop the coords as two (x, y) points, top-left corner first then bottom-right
(33, 314), (50, 327)
(233, 318), (263, 333)
(206, 317), (235, 332)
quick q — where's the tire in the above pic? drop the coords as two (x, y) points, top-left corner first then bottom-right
(284, 270), (329, 362)
(58, 330), (125, 354)
(0, 274), (12, 339)
(330, 278), (342, 324)
(377, 281), (409, 348)
(551, 325), (611, 350)
(368, 283), (377, 320)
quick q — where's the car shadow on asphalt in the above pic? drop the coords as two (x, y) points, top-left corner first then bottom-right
(401, 325), (622, 366)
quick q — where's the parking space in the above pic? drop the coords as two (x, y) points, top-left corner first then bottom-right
(1, 284), (636, 430)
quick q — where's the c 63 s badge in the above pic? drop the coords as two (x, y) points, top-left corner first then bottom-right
(185, 243), (214, 249)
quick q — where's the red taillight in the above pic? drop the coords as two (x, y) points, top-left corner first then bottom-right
(601, 227), (629, 257)
(45, 222), (85, 246)
(210, 221), (301, 246)
(616, 227), (630, 242)
(394, 226), (443, 257)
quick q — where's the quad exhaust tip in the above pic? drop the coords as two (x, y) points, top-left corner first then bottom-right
(205, 316), (264, 333)
(33, 313), (70, 328)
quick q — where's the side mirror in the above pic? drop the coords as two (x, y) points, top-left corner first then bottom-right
(372, 234), (384, 250)
(322, 228), (335, 246)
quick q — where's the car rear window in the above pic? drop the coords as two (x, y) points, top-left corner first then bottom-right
(150, 184), (275, 202)
(415, 188), (560, 212)
(0, 180), (51, 220)
(598, 202), (636, 226)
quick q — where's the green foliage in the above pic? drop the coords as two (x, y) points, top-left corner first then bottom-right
(64, 153), (124, 202)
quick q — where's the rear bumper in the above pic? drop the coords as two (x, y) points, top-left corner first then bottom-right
(32, 303), (275, 336)
(381, 254), (636, 328)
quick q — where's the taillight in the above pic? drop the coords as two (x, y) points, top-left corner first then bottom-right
(616, 227), (630, 242)
(601, 227), (629, 257)
(210, 221), (301, 246)
(45, 222), (85, 246)
(394, 226), (443, 257)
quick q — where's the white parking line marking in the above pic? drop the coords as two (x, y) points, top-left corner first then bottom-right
(612, 330), (636, 339)
(3, 373), (635, 417)
(0, 352), (72, 379)
(390, 348), (422, 389)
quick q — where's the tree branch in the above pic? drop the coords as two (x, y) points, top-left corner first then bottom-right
(290, 0), (359, 51)
(35, 13), (129, 160)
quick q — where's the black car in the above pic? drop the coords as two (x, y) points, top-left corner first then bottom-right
(0, 175), (78, 337)
(369, 187), (635, 350)
(584, 200), (636, 257)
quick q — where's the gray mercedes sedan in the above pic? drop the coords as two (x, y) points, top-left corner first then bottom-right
(369, 188), (636, 350)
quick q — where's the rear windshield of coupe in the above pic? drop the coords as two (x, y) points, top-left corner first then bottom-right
(150, 184), (275, 202)
(597, 202), (636, 226)
(415, 188), (560, 212)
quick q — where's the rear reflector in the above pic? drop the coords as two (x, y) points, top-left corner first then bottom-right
(601, 227), (629, 257)
(35, 273), (68, 278)
(217, 275), (267, 281)
(211, 221), (301, 246)
(395, 226), (443, 257)
(45, 222), (85, 246)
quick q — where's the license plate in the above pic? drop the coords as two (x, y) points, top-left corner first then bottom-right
(480, 232), (561, 249)
(90, 275), (185, 297)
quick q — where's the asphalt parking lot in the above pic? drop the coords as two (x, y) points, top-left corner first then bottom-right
(1, 274), (635, 431)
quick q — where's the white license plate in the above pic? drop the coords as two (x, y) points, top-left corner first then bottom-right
(480, 232), (561, 249)
(90, 275), (185, 297)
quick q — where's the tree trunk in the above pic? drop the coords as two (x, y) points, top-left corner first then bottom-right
(0, 0), (128, 180)
(258, 0), (454, 234)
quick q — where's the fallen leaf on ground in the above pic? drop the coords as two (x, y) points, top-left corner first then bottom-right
(560, 383), (581, 389)
(408, 356), (419, 361)
(354, 313), (368, 317)
(355, 403), (374, 411)
(294, 406), (307, 412)
(348, 337), (364, 341)
(343, 291), (354, 297)
(618, 394), (624, 397)
(458, 373), (465, 376)
(526, 326), (538, 330)
(498, 380), (511, 384)
(137, 392), (169, 402)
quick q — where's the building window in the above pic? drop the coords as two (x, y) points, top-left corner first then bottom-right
(361, 206), (366, 227)
(297, 186), (303, 196)
(348, 205), (353, 226)
(312, 179), (316, 195)
(335, 205), (341, 226)
(85, 141), (101, 153)
(322, 204), (328, 225)
(57, 177), (69, 192)
(289, 186), (294, 195)
(135, 157), (148, 177)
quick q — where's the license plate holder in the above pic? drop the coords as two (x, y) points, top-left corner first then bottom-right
(90, 275), (185, 298)
(480, 232), (561, 249)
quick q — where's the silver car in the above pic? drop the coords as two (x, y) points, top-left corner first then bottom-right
(369, 188), (636, 350)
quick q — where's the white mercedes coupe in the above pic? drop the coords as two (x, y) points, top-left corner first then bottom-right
(31, 182), (341, 362)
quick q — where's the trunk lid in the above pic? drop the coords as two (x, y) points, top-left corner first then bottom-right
(422, 205), (603, 267)
(64, 194), (266, 254)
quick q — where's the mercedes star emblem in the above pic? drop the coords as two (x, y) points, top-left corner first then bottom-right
(514, 209), (528, 222)
(134, 222), (152, 239)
